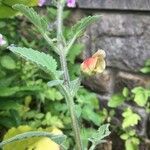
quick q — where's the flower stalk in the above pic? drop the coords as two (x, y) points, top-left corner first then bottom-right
(56, 1), (83, 150)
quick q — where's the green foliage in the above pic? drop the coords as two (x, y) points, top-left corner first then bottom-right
(140, 59), (150, 74)
(69, 15), (101, 38)
(122, 108), (141, 129)
(0, 5), (17, 18)
(0, 4), (109, 150)
(0, 55), (16, 70)
(0, 0), (38, 18)
(131, 87), (150, 107)
(121, 130), (140, 150)
(76, 88), (105, 126)
(67, 44), (84, 64)
(1, 125), (65, 149)
(108, 85), (150, 110)
(108, 87), (131, 108)
(89, 124), (110, 150)
(108, 93), (125, 108)
(13, 4), (48, 34)
(3, 0), (38, 6)
(8, 46), (58, 78)
(108, 86), (147, 150)
(47, 80), (64, 87)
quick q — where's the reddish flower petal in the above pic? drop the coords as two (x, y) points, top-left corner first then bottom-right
(81, 50), (106, 75)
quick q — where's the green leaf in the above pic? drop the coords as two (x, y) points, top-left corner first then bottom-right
(140, 59), (150, 74)
(67, 44), (84, 64)
(125, 138), (139, 150)
(140, 67), (150, 73)
(3, 0), (38, 6)
(47, 80), (63, 87)
(131, 87), (150, 107)
(145, 59), (150, 66)
(70, 78), (81, 97)
(0, 5), (17, 18)
(66, 15), (100, 54)
(81, 128), (97, 149)
(0, 0), (38, 18)
(0, 86), (41, 97)
(108, 93), (125, 108)
(44, 88), (63, 101)
(0, 87), (19, 97)
(0, 100), (23, 111)
(0, 55), (16, 70)
(120, 133), (129, 140)
(0, 75), (17, 87)
(0, 125), (66, 149)
(70, 15), (101, 38)
(122, 108), (141, 129)
(8, 46), (58, 77)
(13, 4), (48, 34)
(89, 124), (110, 150)
(122, 87), (129, 97)
(82, 105), (101, 126)
(42, 112), (64, 128)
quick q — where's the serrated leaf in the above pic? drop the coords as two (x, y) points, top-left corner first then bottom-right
(65, 15), (100, 54)
(70, 15), (101, 37)
(89, 124), (110, 144)
(47, 80), (63, 87)
(108, 93), (125, 108)
(82, 105), (101, 126)
(122, 108), (141, 129)
(8, 46), (58, 77)
(67, 44), (84, 64)
(131, 87), (150, 107)
(13, 4), (48, 33)
(70, 78), (81, 97)
(0, 125), (66, 149)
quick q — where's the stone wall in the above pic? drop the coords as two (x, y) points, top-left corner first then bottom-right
(69, 0), (150, 143)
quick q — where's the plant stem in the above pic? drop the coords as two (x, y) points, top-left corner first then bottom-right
(56, 1), (83, 150)
(42, 33), (60, 54)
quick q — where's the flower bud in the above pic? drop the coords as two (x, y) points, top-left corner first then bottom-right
(67, 0), (76, 7)
(38, 0), (46, 7)
(81, 50), (106, 76)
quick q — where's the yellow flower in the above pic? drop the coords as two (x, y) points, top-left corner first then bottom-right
(81, 49), (106, 75)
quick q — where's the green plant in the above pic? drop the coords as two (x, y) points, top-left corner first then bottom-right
(121, 129), (140, 150)
(0, 0), (38, 18)
(108, 86), (150, 150)
(140, 59), (150, 74)
(0, 1), (110, 150)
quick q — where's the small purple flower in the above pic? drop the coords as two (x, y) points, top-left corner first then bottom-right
(38, 0), (46, 7)
(67, 0), (76, 7)
(0, 34), (6, 46)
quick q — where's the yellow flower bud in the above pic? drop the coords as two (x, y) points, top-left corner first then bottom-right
(81, 49), (106, 76)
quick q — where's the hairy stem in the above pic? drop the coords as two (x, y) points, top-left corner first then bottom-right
(42, 33), (59, 54)
(56, 1), (83, 150)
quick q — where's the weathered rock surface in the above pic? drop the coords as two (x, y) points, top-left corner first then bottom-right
(82, 69), (114, 94)
(48, 0), (150, 11)
(115, 71), (150, 91)
(82, 13), (150, 72)
(78, 0), (150, 11)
